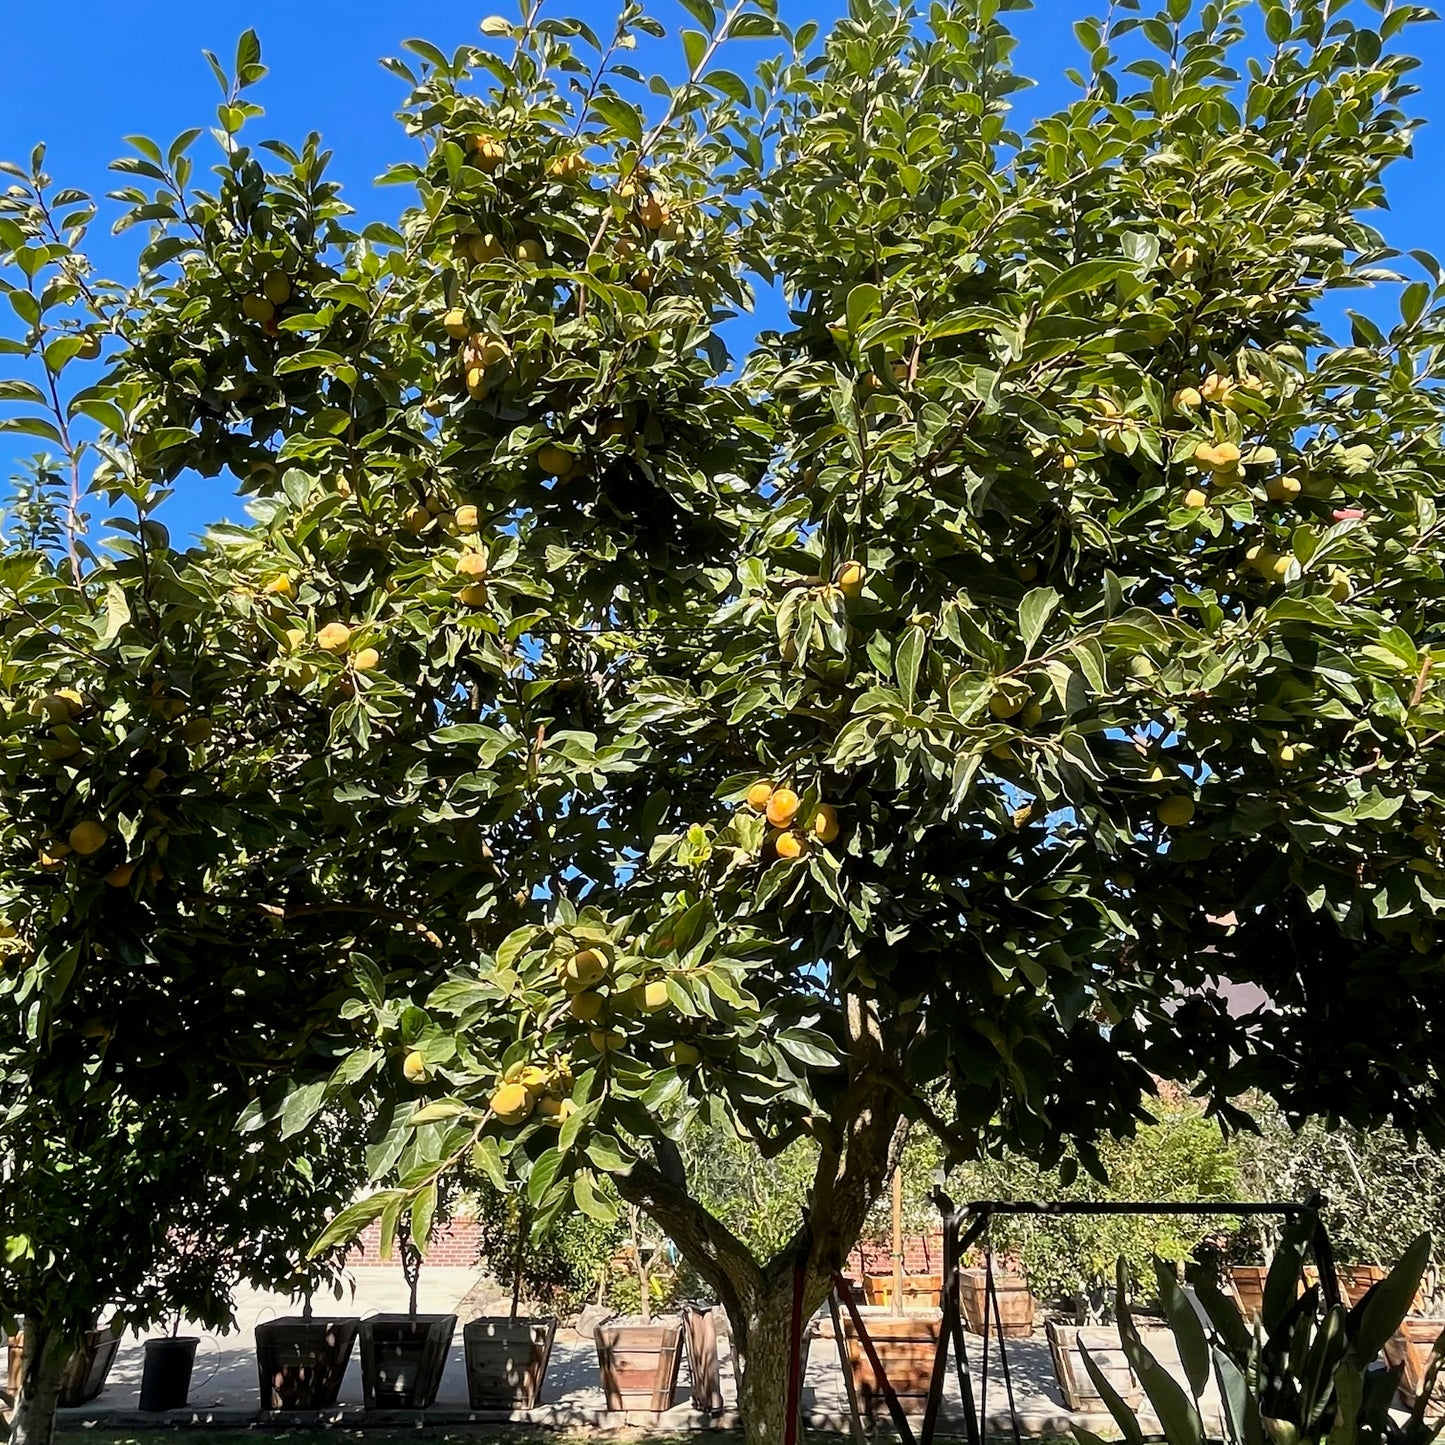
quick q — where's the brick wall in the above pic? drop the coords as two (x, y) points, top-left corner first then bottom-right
(849, 1231), (946, 1277)
(352, 1217), (483, 1267)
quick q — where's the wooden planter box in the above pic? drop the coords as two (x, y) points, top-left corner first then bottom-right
(462, 1317), (555, 1410)
(1048, 1322), (1142, 1412)
(1230, 1265), (1270, 1322)
(1385, 1318), (1445, 1416)
(958, 1269), (1034, 1337)
(3, 1325), (121, 1408)
(255, 1316), (359, 1410)
(681, 1305), (724, 1413)
(595, 1322), (683, 1413)
(862, 1274), (944, 1313)
(359, 1314), (456, 1410)
(1338, 1264), (1387, 1304)
(840, 1313), (940, 1418)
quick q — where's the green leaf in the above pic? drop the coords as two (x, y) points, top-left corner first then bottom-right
(1020, 587), (1060, 656)
(1116, 1261), (1203, 1445)
(278, 1079), (327, 1140)
(1153, 1259), (1210, 1398)
(1040, 258), (1137, 311)
(845, 283), (881, 337)
(1348, 1231), (1430, 1365)
(307, 1191), (397, 1257)
(896, 626), (925, 711)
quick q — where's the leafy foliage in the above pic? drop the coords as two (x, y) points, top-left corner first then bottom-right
(6, 3), (1445, 1441)
(1079, 1220), (1444, 1445)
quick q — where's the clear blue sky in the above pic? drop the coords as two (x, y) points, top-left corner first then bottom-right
(1, 1), (1442, 543)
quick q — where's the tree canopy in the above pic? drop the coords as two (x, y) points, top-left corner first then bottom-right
(5, 3), (1445, 1443)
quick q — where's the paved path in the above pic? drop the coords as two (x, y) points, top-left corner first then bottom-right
(49, 1270), (1211, 1435)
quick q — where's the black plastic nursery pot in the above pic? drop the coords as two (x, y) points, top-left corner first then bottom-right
(358, 1314), (457, 1411)
(254, 1316), (360, 1410)
(138, 1336), (199, 1412)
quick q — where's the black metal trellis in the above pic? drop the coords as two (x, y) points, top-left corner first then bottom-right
(832, 1189), (1335, 1445)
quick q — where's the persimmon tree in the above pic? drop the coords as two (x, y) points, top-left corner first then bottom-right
(7, 4), (1445, 1445)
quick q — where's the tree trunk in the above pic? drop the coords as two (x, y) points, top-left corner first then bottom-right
(728, 1252), (837, 1445)
(10, 1321), (70, 1445)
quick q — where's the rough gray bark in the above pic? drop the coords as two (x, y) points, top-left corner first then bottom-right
(10, 1320), (69, 1445)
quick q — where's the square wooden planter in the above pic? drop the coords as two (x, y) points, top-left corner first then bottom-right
(3, 1325), (121, 1408)
(359, 1313), (456, 1410)
(1385, 1318), (1445, 1417)
(1048, 1322), (1142, 1412)
(840, 1312), (940, 1419)
(254, 1316), (360, 1410)
(594, 1322), (683, 1413)
(462, 1317), (556, 1410)
(957, 1269), (1034, 1337)
(862, 1274), (944, 1313)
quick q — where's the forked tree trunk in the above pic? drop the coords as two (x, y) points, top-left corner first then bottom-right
(10, 1320), (70, 1445)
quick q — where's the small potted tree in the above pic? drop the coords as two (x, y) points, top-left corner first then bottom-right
(464, 1192), (558, 1410)
(358, 1217), (457, 1410)
(254, 1254), (361, 1412)
(593, 1206), (684, 1414)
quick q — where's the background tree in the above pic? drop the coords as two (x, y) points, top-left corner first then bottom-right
(7, 5), (1445, 1445)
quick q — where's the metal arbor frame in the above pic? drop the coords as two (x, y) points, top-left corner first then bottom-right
(823, 1189), (1334, 1445)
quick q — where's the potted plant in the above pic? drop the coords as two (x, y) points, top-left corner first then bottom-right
(138, 1312), (200, 1414)
(254, 1251), (361, 1412)
(594, 1207), (684, 1414)
(359, 1220), (457, 1410)
(463, 1197), (557, 1410)
(958, 1263), (1034, 1337)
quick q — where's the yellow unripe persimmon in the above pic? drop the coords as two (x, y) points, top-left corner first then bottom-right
(1194, 441), (1241, 470)
(1274, 744), (1298, 768)
(637, 194), (670, 230)
(1183, 488), (1209, 509)
(456, 550), (489, 579)
(465, 366), (490, 401)
(264, 574), (295, 598)
(988, 690), (1026, 720)
(1327, 568), (1351, 603)
(547, 152), (589, 181)
(1266, 475), (1302, 503)
(569, 990), (607, 1022)
(241, 294), (275, 324)
(667, 1042), (701, 1067)
(1156, 795), (1196, 828)
(746, 781), (775, 813)
(517, 1065), (550, 1092)
(563, 948), (608, 991)
(470, 233), (505, 265)
(76, 333), (102, 361)
(490, 1082), (534, 1125)
(836, 561), (866, 598)
(538, 1096), (577, 1126)
(262, 272), (292, 306)
(454, 505), (479, 531)
(68, 820), (108, 857)
(514, 238), (546, 265)
(353, 648), (381, 672)
(317, 622), (352, 653)
(38, 844), (70, 869)
(403, 505), (432, 533)
(589, 1028), (626, 1052)
(459, 583), (490, 608)
(634, 980), (671, 1013)
(537, 444), (575, 478)
(775, 831), (806, 859)
(403, 1050), (429, 1084)
(1200, 373), (1235, 405)
(811, 804), (840, 844)
(105, 862), (136, 888)
(470, 135), (506, 171)
(180, 716), (213, 745)
(766, 787), (801, 828)
(1173, 386), (1203, 410)
(443, 308), (471, 340)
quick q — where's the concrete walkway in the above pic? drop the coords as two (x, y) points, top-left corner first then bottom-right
(49, 1270), (1209, 1436)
